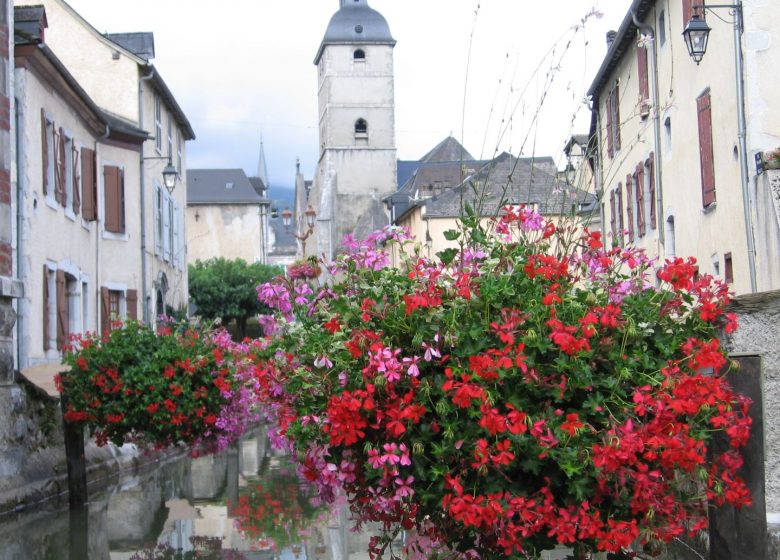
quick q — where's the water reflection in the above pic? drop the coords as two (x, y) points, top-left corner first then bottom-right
(0, 426), (364, 560)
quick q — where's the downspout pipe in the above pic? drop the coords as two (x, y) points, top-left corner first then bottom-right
(139, 67), (155, 324)
(14, 97), (26, 370)
(731, 2), (757, 293)
(632, 11), (664, 249)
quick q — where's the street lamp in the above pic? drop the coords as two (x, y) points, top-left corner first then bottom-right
(682, 1), (756, 293)
(145, 156), (179, 194)
(282, 204), (317, 255)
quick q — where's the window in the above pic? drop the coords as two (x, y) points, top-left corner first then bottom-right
(711, 254), (721, 278)
(41, 110), (55, 198)
(665, 216), (676, 257)
(82, 280), (90, 332)
(637, 44), (650, 118)
(724, 252), (734, 283)
(104, 165), (125, 233)
(166, 196), (174, 263)
(635, 163), (646, 237)
(81, 148), (97, 221)
(616, 184), (624, 246)
(100, 287), (138, 333)
(63, 133), (74, 214)
(154, 185), (164, 255)
(353, 49), (365, 61)
(163, 191), (171, 262)
(625, 174), (635, 243)
(696, 90), (716, 207)
(177, 131), (183, 173)
(605, 84), (621, 158)
(645, 153), (657, 230)
(167, 116), (174, 159)
(658, 10), (666, 46)
(355, 118), (368, 136)
(42, 265), (56, 352)
(154, 94), (162, 153)
(664, 115), (672, 155)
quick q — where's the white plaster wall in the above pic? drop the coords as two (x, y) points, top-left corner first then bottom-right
(16, 0), (141, 123)
(15, 66), (141, 369)
(599, 0), (756, 295)
(185, 205), (262, 265)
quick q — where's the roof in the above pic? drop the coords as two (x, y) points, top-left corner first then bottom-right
(420, 153), (596, 219)
(587, 0), (655, 99)
(105, 32), (155, 61)
(14, 17), (147, 144)
(248, 176), (267, 198)
(420, 136), (476, 163)
(187, 169), (266, 205)
(315, 0), (395, 64)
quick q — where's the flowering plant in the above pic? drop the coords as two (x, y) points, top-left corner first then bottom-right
(230, 464), (325, 550)
(764, 147), (780, 169)
(61, 320), (266, 453)
(259, 212), (751, 559)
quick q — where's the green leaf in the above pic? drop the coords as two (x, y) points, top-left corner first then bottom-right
(443, 229), (461, 241)
(437, 248), (459, 266)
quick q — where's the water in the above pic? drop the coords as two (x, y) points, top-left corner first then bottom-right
(0, 427), (372, 560)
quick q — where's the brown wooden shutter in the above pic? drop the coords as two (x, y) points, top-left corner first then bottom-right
(104, 165), (123, 233)
(53, 127), (62, 204)
(682, 0), (705, 28)
(648, 152), (657, 229)
(636, 163), (646, 237)
(57, 128), (67, 207)
(609, 190), (617, 242)
(617, 184), (624, 246)
(119, 168), (126, 232)
(626, 174), (634, 243)
(56, 270), (68, 351)
(100, 287), (110, 334)
(43, 265), (50, 351)
(126, 289), (138, 321)
(697, 92), (716, 207)
(637, 46), (649, 117)
(41, 110), (49, 196)
(72, 143), (80, 215)
(606, 93), (614, 158)
(613, 85), (621, 151)
(81, 148), (96, 221)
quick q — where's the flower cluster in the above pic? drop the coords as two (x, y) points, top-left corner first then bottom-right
(259, 213), (751, 559)
(61, 320), (265, 453)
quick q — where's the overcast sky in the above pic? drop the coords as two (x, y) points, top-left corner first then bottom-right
(62, 0), (632, 192)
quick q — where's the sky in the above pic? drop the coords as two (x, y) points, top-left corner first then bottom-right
(62, 0), (633, 193)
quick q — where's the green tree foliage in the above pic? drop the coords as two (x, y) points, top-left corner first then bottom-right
(188, 258), (282, 338)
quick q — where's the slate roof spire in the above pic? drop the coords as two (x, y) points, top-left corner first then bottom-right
(256, 137), (269, 191)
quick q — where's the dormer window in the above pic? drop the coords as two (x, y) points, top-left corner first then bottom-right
(226, 182), (234, 189)
(353, 49), (365, 61)
(355, 119), (368, 137)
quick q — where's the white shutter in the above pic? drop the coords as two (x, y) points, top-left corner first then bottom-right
(162, 192), (171, 262)
(172, 202), (181, 269)
(154, 186), (163, 255)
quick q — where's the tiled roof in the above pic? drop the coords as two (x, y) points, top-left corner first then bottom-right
(187, 169), (264, 205)
(105, 32), (155, 61)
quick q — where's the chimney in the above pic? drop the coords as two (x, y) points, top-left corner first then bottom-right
(606, 30), (618, 49)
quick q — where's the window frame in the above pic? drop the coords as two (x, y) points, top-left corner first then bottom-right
(154, 94), (163, 153)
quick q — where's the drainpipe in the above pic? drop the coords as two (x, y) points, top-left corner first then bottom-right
(139, 67), (155, 324)
(95, 125), (109, 333)
(731, 2), (757, 293)
(14, 97), (26, 369)
(632, 11), (665, 251)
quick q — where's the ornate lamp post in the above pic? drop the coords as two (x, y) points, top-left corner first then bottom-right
(282, 204), (317, 256)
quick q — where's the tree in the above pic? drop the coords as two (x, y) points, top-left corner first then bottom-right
(188, 258), (282, 338)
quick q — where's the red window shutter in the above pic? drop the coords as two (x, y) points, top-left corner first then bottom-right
(626, 174), (634, 242)
(637, 46), (649, 117)
(609, 190), (617, 242)
(104, 165), (123, 233)
(636, 163), (646, 237)
(606, 93), (614, 158)
(697, 92), (716, 207)
(43, 265), (49, 351)
(41, 110), (48, 196)
(56, 270), (68, 351)
(648, 152), (657, 229)
(72, 143), (80, 215)
(100, 287), (110, 335)
(613, 85), (621, 151)
(126, 289), (138, 321)
(81, 148), (96, 221)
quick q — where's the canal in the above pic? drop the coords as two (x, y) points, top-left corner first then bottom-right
(0, 427), (377, 559)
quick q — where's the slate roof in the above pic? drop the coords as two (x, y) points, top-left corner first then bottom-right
(248, 176), (268, 198)
(14, 5), (47, 43)
(105, 32), (155, 61)
(421, 153), (596, 219)
(315, 0), (395, 64)
(420, 136), (476, 163)
(187, 169), (265, 205)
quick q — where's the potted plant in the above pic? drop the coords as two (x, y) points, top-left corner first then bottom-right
(258, 211), (751, 559)
(763, 147), (780, 170)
